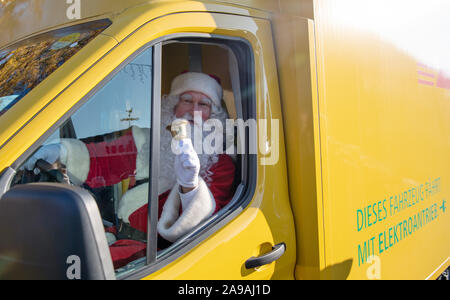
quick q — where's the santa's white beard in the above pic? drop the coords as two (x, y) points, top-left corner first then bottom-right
(158, 96), (221, 194)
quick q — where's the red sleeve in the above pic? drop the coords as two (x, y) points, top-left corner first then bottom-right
(84, 130), (137, 188)
(207, 154), (236, 213)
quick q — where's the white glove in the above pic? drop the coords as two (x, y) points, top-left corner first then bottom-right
(174, 139), (200, 188)
(24, 143), (67, 171)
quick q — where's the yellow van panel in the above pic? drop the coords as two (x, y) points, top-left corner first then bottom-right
(124, 12), (296, 280)
(102, 1), (268, 43)
(313, 0), (450, 279)
(272, 15), (326, 280)
(0, 0), (270, 48)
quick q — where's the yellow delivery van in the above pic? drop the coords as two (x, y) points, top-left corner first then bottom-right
(0, 0), (448, 280)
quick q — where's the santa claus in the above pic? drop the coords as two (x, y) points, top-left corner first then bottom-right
(25, 72), (236, 269)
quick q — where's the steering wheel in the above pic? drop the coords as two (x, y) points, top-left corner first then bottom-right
(35, 159), (67, 183)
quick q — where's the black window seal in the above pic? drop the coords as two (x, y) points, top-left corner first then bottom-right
(146, 43), (162, 265)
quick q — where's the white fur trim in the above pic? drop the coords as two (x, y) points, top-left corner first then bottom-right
(132, 126), (150, 180)
(117, 183), (149, 223)
(59, 139), (90, 185)
(157, 178), (216, 243)
(169, 72), (223, 108)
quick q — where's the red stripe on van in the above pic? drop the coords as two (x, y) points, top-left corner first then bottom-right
(418, 79), (434, 86)
(436, 71), (450, 90)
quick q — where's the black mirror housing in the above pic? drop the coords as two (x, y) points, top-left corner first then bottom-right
(0, 183), (115, 280)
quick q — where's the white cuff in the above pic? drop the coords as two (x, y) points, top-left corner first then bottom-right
(158, 178), (216, 243)
(179, 185), (199, 211)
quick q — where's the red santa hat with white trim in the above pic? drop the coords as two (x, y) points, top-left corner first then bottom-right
(169, 72), (223, 108)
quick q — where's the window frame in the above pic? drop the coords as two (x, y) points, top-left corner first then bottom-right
(0, 32), (257, 280)
(146, 42), (161, 265)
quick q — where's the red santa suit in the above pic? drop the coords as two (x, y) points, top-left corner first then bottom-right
(59, 126), (235, 269)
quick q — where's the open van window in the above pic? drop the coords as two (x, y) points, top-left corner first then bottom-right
(0, 19), (111, 116)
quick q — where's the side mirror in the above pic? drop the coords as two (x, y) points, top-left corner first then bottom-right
(0, 183), (115, 280)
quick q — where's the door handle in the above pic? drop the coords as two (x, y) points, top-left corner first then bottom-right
(245, 243), (286, 269)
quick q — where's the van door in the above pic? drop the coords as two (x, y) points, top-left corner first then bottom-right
(133, 11), (296, 280)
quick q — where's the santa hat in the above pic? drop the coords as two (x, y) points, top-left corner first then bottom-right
(169, 72), (223, 108)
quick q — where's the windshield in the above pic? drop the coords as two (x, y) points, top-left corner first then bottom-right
(0, 19), (111, 117)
